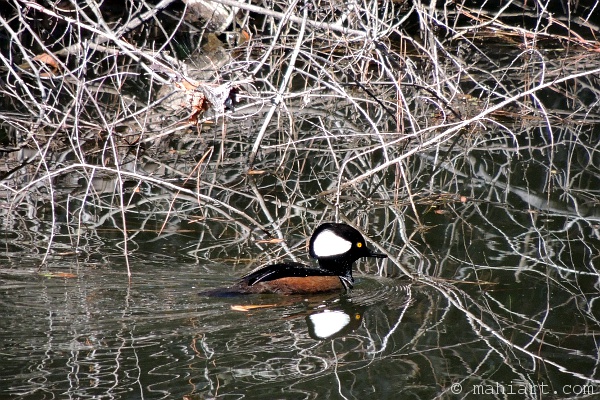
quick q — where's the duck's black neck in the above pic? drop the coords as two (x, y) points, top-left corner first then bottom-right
(317, 257), (354, 282)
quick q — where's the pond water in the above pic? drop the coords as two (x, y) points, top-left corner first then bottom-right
(1, 250), (417, 399)
(1, 179), (599, 399)
(2, 2), (600, 399)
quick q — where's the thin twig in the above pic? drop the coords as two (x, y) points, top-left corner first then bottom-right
(248, 1), (308, 166)
(207, 0), (368, 37)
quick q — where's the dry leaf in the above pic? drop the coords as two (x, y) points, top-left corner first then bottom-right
(40, 272), (78, 279)
(32, 53), (60, 70)
(247, 169), (267, 175)
(230, 304), (276, 312)
(255, 238), (284, 244)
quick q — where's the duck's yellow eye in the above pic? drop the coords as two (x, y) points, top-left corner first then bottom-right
(356, 242), (363, 248)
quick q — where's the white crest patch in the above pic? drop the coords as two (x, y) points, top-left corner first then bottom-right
(311, 229), (352, 257)
(309, 310), (351, 339)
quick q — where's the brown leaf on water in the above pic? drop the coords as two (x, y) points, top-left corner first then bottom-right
(255, 238), (284, 244)
(231, 304), (276, 312)
(247, 169), (267, 175)
(39, 272), (78, 279)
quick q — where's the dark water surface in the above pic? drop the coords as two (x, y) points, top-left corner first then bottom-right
(0, 258), (414, 399)
(2, 121), (600, 398)
(1, 209), (598, 399)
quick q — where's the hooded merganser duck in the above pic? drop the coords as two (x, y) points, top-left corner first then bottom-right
(203, 223), (387, 296)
